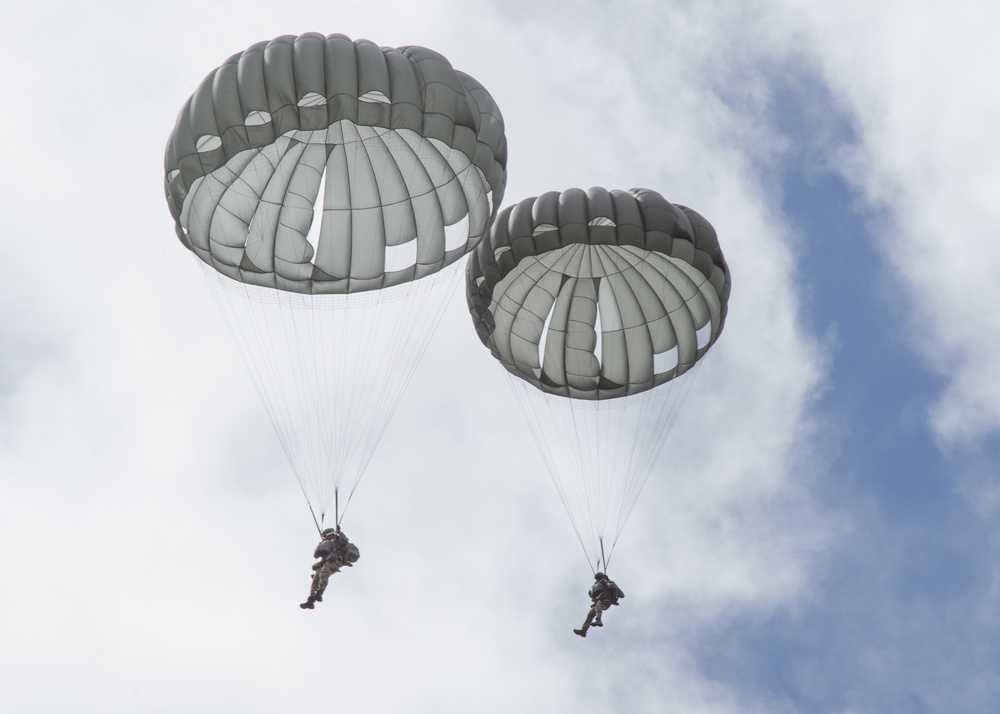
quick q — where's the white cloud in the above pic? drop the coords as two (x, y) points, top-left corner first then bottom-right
(769, 0), (1000, 449)
(0, 1), (850, 712)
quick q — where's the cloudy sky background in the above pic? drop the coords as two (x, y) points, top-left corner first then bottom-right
(2, 1), (998, 712)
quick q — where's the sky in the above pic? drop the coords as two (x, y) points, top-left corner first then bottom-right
(1, 1), (998, 712)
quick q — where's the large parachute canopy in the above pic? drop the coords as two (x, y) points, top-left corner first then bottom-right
(166, 33), (506, 292)
(166, 33), (507, 527)
(466, 187), (729, 569)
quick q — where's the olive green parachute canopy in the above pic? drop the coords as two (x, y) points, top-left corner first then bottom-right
(165, 33), (507, 294)
(466, 187), (730, 400)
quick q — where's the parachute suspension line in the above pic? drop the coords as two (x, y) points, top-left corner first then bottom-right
(210, 247), (463, 528)
(325, 130), (364, 504)
(307, 502), (324, 536)
(335, 120), (385, 486)
(508, 376), (595, 571)
(340, 126), (412, 499)
(354, 267), (461, 480)
(312, 289), (397, 521)
(200, 249), (334, 519)
(606, 358), (707, 557)
(199, 261), (325, 515)
(197, 140), (344, 516)
(597, 244), (650, 566)
(240, 142), (320, 508)
(608, 393), (659, 556)
(261, 292), (326, 510)
(204, 256), (463, 526)
(567, 395), (635, 572)
(592, 247), (715, 560)
(337, 259), (466, 522)
(568, 391), (602, 567)
(322, 126), (475, 520)
(282, 298), (328, 514)
(569, 395), (603, 568)
(508, 357), (709, 572)
(564, 398), (604, 569)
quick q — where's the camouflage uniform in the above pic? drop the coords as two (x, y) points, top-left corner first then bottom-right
(300, 528), (355, 609)
(309, 558), (342, 601)
(574, 573), (624, 637)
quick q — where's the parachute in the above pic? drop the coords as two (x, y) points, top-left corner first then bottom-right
(165, 33), (507, 528)
(466, 187), (729, 570)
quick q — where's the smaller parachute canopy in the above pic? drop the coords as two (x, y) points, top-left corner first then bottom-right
(466, 187), (730, 400)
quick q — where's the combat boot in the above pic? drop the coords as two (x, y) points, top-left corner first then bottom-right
(299, 598), (316, 609)
(573, 628), (587, 637)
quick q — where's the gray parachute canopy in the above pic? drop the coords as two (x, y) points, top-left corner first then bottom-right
(466, 187), (730, 400)
(163, 35), (507, 528)
(165, 33), (507, 294)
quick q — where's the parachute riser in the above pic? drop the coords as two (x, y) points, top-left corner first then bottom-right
(307, 502), (324, 536)
(597, 536), (610, 574)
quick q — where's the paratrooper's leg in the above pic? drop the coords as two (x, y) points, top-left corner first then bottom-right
(592, 600), (609, 626)
(301, 561), (336, 609)
(574, 605), (598, 637)
(312, 562), (337, 600)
